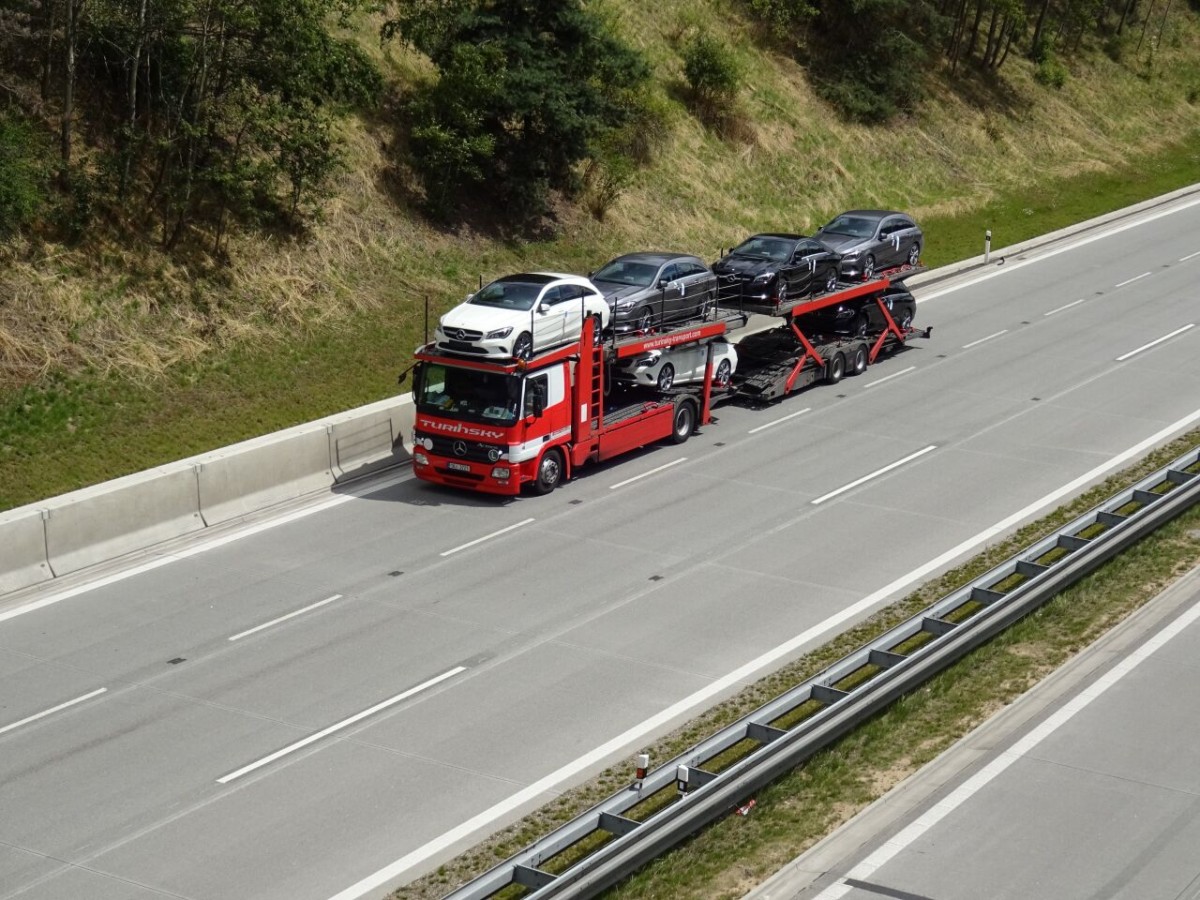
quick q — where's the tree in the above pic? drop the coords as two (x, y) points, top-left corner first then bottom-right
(384, 0), (651, 223)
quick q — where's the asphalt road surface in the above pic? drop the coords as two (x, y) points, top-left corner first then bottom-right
(2, 194), (1200, 900)
(752, 564), (1200, 900)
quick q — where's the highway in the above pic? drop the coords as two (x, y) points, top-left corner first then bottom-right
(2, 193), (1199, 900)
(754, 565), (1200, 900)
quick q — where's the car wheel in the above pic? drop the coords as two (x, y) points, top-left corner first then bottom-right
(591, 314), (603, 341)
(637, 308), (654, 334)
(863, 255), (876, 280)
(700, 291), (715, 321)
(670, 398), (696, 444)
(657, 363), (675, 392)
(715, 358), (732, 384)
(907, 243), (921, 267)
(823, 270), (838, 294)
(852, 311), (869, 339)
(777, 280), (789, 306)
(532, 447), (564, 495)
(898, 306), (914, 330)
(824, 352), (846, 385)
(849, 344), (868, 375)
(512, 332), (533, 360)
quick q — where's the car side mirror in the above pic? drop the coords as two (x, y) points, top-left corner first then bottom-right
(658, 278), (670, 289)
(538, 302), (551, 313)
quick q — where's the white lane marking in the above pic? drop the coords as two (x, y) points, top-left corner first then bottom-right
(811, 446), (939, 506)
(815, 577), (1200, 899)
(228, 595), (343, 642)
(217, 667), (466, 784)
(863, 366), (916, 389)
(608, 458), (688, 490)
(326, 405), (1200, 900)
(0, 469), (412, 626)
(1044, 298), (1086, 316)
(0, 687), (108, 737)
(962, 329), (1008, 349)
(440, 518), (535, 557)
(916, 194), (1200, 304)
(1115, 271), (1152, 288)
(748, 407), (813, 435)
(1115, 324), (1195, 362)
(1181, 250), (1200, 262)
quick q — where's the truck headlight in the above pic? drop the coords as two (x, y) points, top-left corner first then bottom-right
(492, 466), (511, 479)
(414, 451), (429, 466)
(486, 327), (513, 339)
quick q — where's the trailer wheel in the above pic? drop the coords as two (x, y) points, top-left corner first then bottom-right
(657, 363), (676, 392)
(849, 345), (868, 375)
(824, 352), (846, 385)
(532, 448), (565, 495)
(671, 398), (696, 444)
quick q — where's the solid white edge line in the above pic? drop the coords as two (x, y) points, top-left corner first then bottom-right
(812, 446), (938, 506)
(916, 194), (1200, 304)
(1181, 250), (1200, 262)
(0, 469), (412, 626)
(217, 667), (466, 784)
(608, 458), (688, 490)
(228, 594), (343, 642)
(0, 687), (108, 737)
(1044, 298), (1086, 316)
(817, 578), (1200, 899)
(326, 405), (1200, 900)
(862, 366), (916, 389)
(439, 518), (535, 558)
(1115, 271), (1152, 288)
(1115, 323), (1195, 362)
(962, 329), (1008, 349)
(748, 407), (813, 435)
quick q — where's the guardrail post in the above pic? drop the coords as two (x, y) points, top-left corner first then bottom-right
(984, 229), (992, 263)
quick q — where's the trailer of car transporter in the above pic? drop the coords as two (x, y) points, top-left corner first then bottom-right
(724, 266), (931, 402)
(405, 271), (928, 495)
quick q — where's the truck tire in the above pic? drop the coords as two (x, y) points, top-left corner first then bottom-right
(824, 352), (846, 385)
(849, 344), (868, 375)
(671, 398), (696, 444)
(532, 448), (565, 495)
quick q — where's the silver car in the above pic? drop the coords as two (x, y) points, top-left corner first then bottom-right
(815, 210), (923, 281)
(590, 252), (718, 333)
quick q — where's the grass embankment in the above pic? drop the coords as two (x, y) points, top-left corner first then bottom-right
(391, 431), (1200, 900)
(1, 0), (1199, 510)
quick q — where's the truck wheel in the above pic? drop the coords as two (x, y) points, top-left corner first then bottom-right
(532, 448), (565, 495)
(671, 398), (696, 444)
(849, 345), (868, 375)
(824, 352), (846, 385)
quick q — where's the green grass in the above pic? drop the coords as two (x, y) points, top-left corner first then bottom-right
(769, 698), (826, 731)
(1115, 499), (1144, 516)
(988, 571), (1028, 593)
(1033, 544), (1071, 566)
(1077, 521), (1110, 539)
(943, 599), (985, 624)
(889, 629), (937, 656)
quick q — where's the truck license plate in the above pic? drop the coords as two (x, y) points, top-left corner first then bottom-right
(447, 462), (472, 473)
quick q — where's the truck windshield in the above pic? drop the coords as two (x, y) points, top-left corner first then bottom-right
(416, 363), (521, 425)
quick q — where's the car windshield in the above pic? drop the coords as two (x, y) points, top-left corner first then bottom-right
(416, 363), (521, 424)
(593, 260), (660, 287)
(821, 216), (877, 239)
(732, 237), (793, 262)
(469, 280), (542, 311)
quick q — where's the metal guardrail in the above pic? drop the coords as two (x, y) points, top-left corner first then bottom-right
(440, 446), (1200, 900)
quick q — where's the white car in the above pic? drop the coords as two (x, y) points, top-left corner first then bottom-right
(436, 273), (611, 359)
(613, 338), (737, 391)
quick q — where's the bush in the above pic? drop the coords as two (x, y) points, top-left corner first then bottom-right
(682, 34), (742, 103)
(1035, 53), (1068, 88)
(0, 115), (46, 236)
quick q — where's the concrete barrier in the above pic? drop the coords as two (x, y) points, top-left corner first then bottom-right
(0, 507), (52, 594)
(43, 464), (204, 577)
(327, 395), (414, 483)
(197, 426), (335, 526)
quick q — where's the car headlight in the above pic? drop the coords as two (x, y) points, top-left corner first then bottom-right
(841, 250), (861, 260)
(486, 327), (513, 339)
(636, 352), (660, 367)
(753, 272), (775, 283)
(615, 297), (638, 309)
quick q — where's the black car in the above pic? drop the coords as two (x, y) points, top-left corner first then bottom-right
(803, 285), (917, 337)
(590, 252), (718, 333)
(815, 210), (923, 281)
(711, 233), (842, 312)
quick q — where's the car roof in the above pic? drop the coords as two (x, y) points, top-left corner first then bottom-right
(747, 232), (804, 241)
(833, 210), (910, 220)
(496, 273), (556, 285)
(605, 252), (700, 265)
